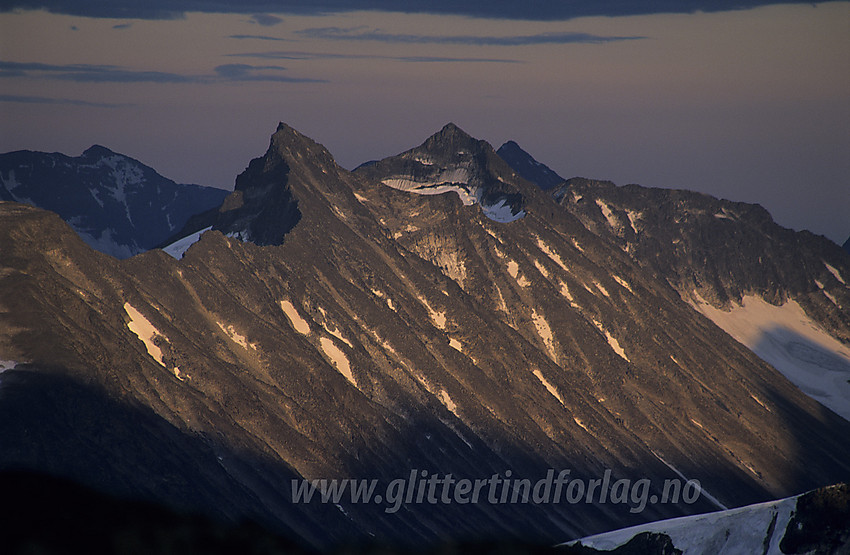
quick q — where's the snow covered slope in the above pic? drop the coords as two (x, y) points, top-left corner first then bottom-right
(565, 484), (849, 555)
(693, 294), (850, 422)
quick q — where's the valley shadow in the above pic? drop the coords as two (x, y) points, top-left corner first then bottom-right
(1, 360), (849, 554)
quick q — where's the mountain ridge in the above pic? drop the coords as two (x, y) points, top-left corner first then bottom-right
(2, 122), (850, 549)
(0, 145), (228, 258)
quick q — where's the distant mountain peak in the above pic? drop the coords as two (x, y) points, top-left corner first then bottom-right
(496, 140), (564, 191)
(82, 144), (117, 157)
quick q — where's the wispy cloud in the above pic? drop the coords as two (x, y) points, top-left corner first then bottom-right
(213, 63), (325, 82)
(0, 1), (836, 21)
(230, 34), (290, 42)
(249, 13), (283, 26)
(112, 22), (133, 29)
(0, 60), (323, 84)
(295, 27), (645, 45)
(0, 94), (133, 108)
(230, 50), (522, 64)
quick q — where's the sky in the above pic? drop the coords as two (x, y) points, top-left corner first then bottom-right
(1, 1), (848, 243)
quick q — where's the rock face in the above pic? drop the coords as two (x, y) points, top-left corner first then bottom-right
(355, 123), (526, 222)
(0, 145), (228, 258)
(496, 140), (565, 191)
(2, 123), (850, 550)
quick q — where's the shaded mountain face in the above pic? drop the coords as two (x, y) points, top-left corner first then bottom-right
(496, 140), (565, 191)
(0, 146), (228, 258)
(2, 123), (850, 550)
(844, 235), (850, 255)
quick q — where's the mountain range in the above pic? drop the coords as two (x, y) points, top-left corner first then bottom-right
(0, 145), (228, 258)
(1, 122), (849, 553)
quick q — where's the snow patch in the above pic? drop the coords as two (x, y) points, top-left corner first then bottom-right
(693, 294), (850, 421)
(823, 290), (839, 305)
(567, 494), (793, 554)
(124, 302), (169, 369)
(481, 198), (525, 223)
(381, 168), (475, 205)
(573, 417), (590, 433)
(625, 209), (641, 233)
(533, 259), (549, 278)
(449, 337), (462, 352)
(596, 199), (618, 228)
(824, 262), (846, 285)
(163, 227), (212, 259)
(535, 238), (569, 272)
(591, 319), (629, 362)
(280, 300), (311, 335)
(438, 389), (459, 417)
(506, 260), (519, 279)
(532, 309), (556, 361)
(533, 369), (564, 405)
(418, 295), (446, 329)
(593, 281), (610, 298)
(319, 337), (356, 387)
(613, 275), (633, 293)
(217, 321), (253, 350)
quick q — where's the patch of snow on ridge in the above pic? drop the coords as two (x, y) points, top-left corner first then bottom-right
(693, 294), (850, 422)
(124, 302), (167, 368)
(163, 227), (211, 259)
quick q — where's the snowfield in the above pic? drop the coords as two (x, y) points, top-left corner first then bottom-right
(692, 294), (850, 422)
(565, 494), (797, 554)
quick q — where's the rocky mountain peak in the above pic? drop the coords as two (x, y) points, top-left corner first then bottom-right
(355, 123), (528, 223)
(496, 140), (565, 191)
(81, 144), (118, 159)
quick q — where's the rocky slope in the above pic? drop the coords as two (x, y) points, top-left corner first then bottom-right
(2, 123), (850, 550)
(0, 145), (228, 258)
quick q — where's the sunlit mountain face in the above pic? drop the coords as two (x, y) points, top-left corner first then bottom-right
(1, 122), (849, 553)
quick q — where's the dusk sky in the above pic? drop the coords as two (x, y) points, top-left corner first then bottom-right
(1, 1), (848, 243)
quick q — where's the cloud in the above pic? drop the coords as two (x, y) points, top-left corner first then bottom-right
(229, 50), (521, 63)
(249, 13), (283, 26)
(230, 34), (290, 42)
(295, 27), (645, 45)
(1, 59), (324, 84)
(213, 63), (325, 82)
(0, 61), (199, 83)
(0, 1), (834, 21)
(0, 94), (133, 108)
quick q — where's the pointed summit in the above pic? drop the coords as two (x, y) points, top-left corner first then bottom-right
(354, 124), (527, 222)
(496, 140), (564, 190)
